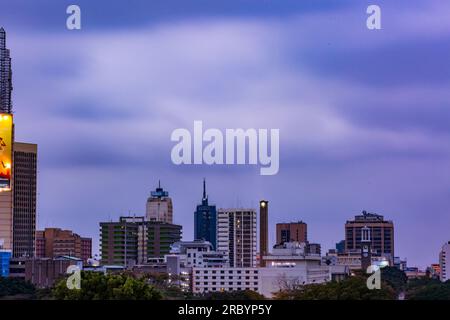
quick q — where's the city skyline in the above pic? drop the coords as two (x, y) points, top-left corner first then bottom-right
(0, 0), (449, 269)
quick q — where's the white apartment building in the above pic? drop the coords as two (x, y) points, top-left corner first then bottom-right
(440, 241), (450, 282)
(169, 240), (228, 268)
(217, 209), (257, 268)
(192, 242), (335, 298)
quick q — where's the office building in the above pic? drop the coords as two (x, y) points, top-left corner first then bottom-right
(0, 28), (12, 114)
(259, 200), (268, 267)
(0, 28), (13, 251)
(276, 221), (307, 245)
(217, 209), (257, 268)
(100, 216), (182, 266)
(345, 210), (394, 264)
(146, 181), (173, 223)
(35, 228), (92, 263)
(100, 216), (142, 266)
(194, 179), (217, 249)
(192, 267), (260, 294)
(12, 142), (37, 258)
(335, 240), (345, 254)
(0, 29), (38, 257)
(138, 220), (182, 264)
(440, 241), (450, 282)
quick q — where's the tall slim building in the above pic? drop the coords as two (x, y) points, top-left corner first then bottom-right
(12, 142), (37, 258)
(259, 200), (268, 267)
(345, 210), (394, 264)
(0, 28), (13, 250)
(440, 241), (450, 282)
(194, 179), (217, 249)
(0, 29), (37, 256)
(146, 181), (173, 223)
(276, 221), (307, 245)
(217, 209), (257, 268)
(0, 28), (12, 114)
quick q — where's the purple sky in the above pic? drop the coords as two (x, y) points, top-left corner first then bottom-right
(1, 0), (449, 268)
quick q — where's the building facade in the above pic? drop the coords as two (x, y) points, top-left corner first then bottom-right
(146, 181), (173, 223)
(440, 241), (450, 282)
(217, 209), (257, 268)
(194, 179), (217, 249)
(345, 210), (394, 264)
(100, 216), (182, 266)
(35, 228), (92, 263)
(12, 142), (37, 258)
(169, 240), (228, 268)
(0, 248), (11, 277)
(276, 221), (307, 245)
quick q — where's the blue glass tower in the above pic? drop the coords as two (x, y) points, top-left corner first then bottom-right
(0, 249), (11, 277)
(194, 179), (217, 249)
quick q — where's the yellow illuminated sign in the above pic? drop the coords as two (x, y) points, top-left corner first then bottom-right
(0, 113), (12, 192)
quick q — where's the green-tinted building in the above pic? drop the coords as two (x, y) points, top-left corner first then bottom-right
(100, 216), (182, 266)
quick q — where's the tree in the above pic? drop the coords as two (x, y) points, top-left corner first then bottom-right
(52, 271), (163, 300)
(0, 277), (35, 298)
(273, 275), (396, 300)
(380, 267), (408, 295)
(406, 278), (450, 300)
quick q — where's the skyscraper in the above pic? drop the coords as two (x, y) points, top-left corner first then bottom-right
(345, 210), (394, 264)
(259, 200), (268, 267)
(194, 179), (217, 249)
(0, 28), (13, 250)
(217, 209), (257, 268)
(146, 181), (173, 223)
(13, 142), (37, 258)
(276, 221), (307, 245)
(0, 28), (12, 114)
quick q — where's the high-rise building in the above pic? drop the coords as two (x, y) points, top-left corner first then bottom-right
(259, 200), (268, 267)
(12, 142), (37, 258)
(440, 241), (450, 282)
(0, 29), (38, 257)
(146, 181), (173, 223)
(217, 209), (257, 268)
(0, 28), (13, 251)
(100, 216), (182, 266)
(100, 216), (141, 267)
(0, 28), (12, 114)
(276, 221), (307, 245)
(194, 179), (217, 249)
(345, 210), (394, 264)
(35, 228), (92, 263)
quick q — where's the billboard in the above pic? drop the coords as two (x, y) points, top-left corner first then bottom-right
(0, 114), (12, 191)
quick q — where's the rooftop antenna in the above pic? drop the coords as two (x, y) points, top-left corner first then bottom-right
(203, 178), (207, 200)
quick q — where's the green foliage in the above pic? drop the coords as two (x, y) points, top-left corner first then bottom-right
(52, 271), (163, 300)
(380, 267), (408, 294)
(0, 277), (36, 298)
(406, 278), (450, 300)
(273, 275), (396, 300)
(197, 290), (266, 300)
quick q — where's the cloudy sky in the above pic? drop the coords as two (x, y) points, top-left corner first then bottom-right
(1, 0), (449, 268)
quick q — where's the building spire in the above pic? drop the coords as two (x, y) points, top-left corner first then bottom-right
(203, 178), (206, 200)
